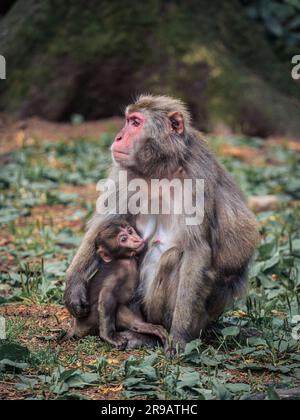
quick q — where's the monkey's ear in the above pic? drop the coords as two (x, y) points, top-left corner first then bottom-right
(168, 111), (184, 134)
(98, 246), (113, 263)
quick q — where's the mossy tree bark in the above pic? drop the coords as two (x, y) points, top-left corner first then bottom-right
(0, 0), (299, 136)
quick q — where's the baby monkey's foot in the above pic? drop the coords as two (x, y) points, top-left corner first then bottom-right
(103, 332), (128, 350)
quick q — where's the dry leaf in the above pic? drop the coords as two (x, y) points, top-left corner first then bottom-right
(248, 195), (280, 212)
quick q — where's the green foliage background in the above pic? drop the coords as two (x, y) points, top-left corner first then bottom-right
(0, 0), (300, 135)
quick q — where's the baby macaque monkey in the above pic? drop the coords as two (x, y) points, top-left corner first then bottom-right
(64, 220), (167, 349)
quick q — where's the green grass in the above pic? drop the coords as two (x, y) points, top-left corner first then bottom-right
(0, 134), (300, 399)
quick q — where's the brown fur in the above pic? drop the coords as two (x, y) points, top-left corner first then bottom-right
(64, 95), (259, 352)
(64, 221), (167, 349)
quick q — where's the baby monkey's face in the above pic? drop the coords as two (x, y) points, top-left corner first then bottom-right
(118, 225), (145, 256)
(96, 222), (146, 263)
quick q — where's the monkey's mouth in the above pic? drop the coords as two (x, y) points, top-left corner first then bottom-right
(135, 243), (145, 253)
(130, 243), (145, 258)
(112, 150), (129, 160)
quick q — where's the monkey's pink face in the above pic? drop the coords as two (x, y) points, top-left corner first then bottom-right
(118, 225), (145, 255)
(111, 112), (145, 163)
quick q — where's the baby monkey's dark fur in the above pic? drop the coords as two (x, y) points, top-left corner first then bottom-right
(63, 220), (167, 349)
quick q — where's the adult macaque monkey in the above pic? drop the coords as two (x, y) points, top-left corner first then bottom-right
(64, 95), (259, 351)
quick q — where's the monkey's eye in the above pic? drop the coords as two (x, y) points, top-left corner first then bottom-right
(120, 234), (128, 243)
(131, 119), (140, 127)
(127, 227), (134, 235)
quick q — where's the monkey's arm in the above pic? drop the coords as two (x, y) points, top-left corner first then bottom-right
(64, 232), (100, 318)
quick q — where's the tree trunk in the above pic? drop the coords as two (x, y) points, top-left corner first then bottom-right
(0, 0), (300, 137)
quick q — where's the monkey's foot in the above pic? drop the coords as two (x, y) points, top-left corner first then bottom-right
(103, 332), (128, 351)
(120, 331), (160, 349)
(164, 335), (187, 358)
(56, 329), (74, 343)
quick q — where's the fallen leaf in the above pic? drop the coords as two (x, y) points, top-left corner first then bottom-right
(248, 195), (280, 212)
(219, 145), (259, 161)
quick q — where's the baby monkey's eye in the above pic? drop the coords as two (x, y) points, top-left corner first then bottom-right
(120, 234), (128, 243)
(127, 227), (134, 235)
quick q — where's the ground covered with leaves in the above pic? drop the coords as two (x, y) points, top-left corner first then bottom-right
(0, 125), (300, 400)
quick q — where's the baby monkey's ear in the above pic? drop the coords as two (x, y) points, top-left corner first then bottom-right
(97, 246), (113, 263)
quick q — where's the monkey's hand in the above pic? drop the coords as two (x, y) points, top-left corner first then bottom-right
(148, 324), (167, 345)
(64, 280), (90, 318)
